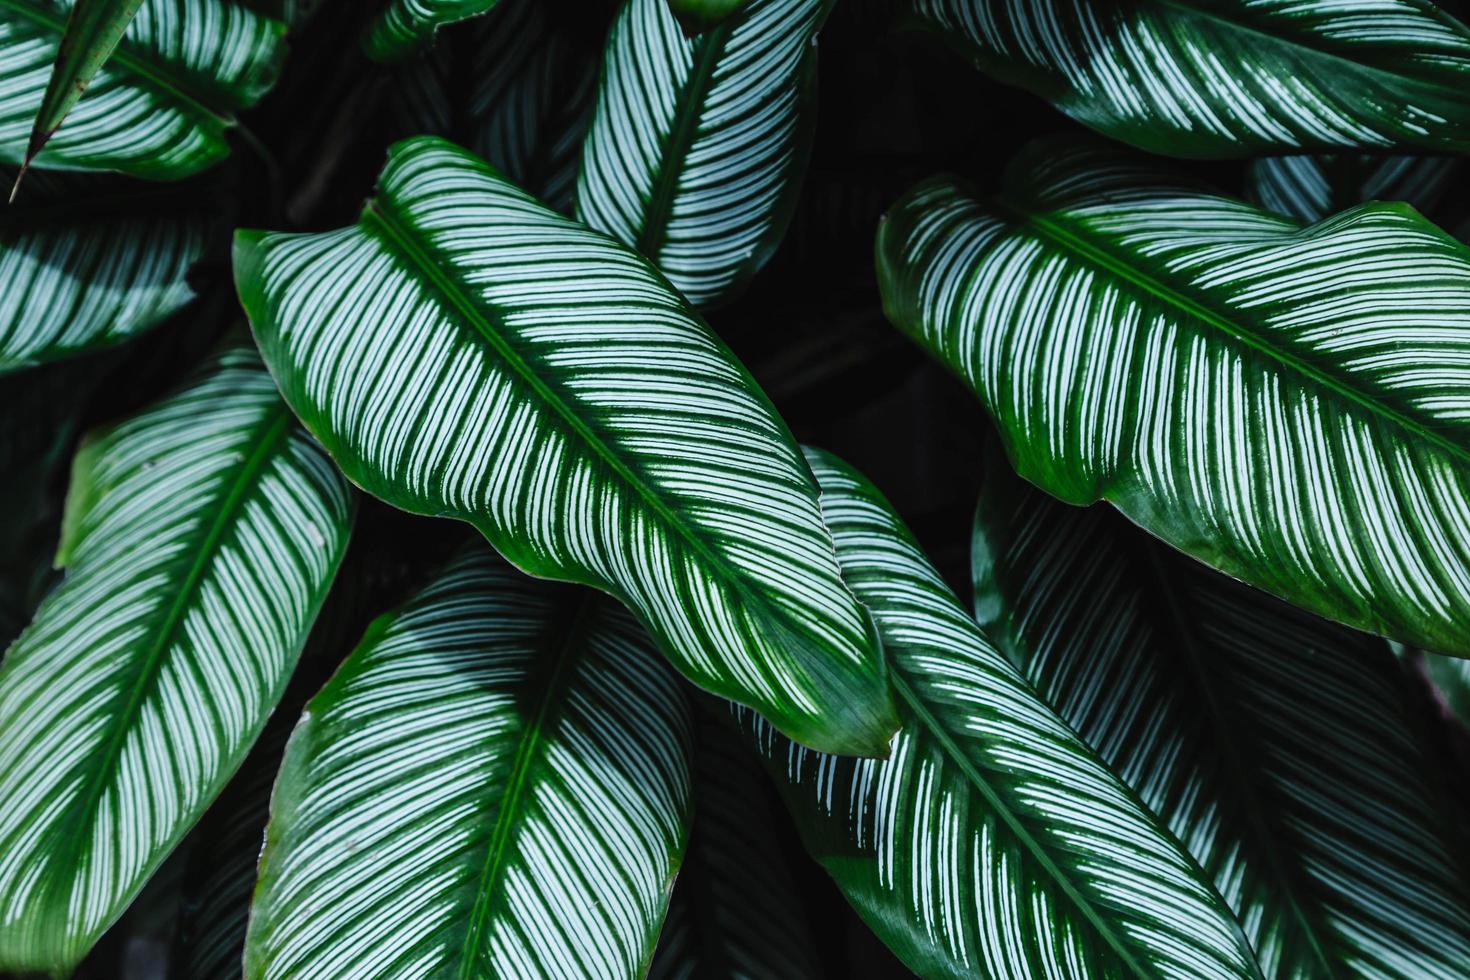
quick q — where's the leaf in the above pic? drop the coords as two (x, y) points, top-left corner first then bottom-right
(1422, 650), (1470, 731)
(911, 0), (1470, 157)
(363, 0), (499, 62)
(1247, 154), (1462, 225)
(1, 169), (208, 373)
(577, 0), (827, 307)
(0, 346), (353, 973)
(15, 0), (145, 190)
(665, 0), (746, 35)
(235, 135), (897, 756)
(648, 712), (820, 980)
(741, 446), (1261, 979)
(972, 457), (1470, 978)
(0, 0), (286, 180)
(244, 543), (693, 979)
(877, 137), (1470, 659)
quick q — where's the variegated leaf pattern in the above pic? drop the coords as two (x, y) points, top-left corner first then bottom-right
(235, 136), (896, 756)
(245, 544), (692, 980)
(0, 347), (352, 973)
(741, 446), (1260, 980)
(1, 169), (208, 372)
(912, 0), (1470, 157)
(972, 459), (1470, 979)
(647, 713), (820, 980)
(363, 0), (499, 62)
(1248, 154), (1462, 224)
(877, 137), (1470, 659)
(0, 0), (286, 179)
(577, 0), (827, 307)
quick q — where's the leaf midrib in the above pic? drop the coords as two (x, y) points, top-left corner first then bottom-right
(996, 198), (1470, 471)
(0, 0), (234, 126)
(43, 405), (292, 908)
(888, 670), (1154, 980)
(360, 196), (842, 688)
(454, 590), (593, 980)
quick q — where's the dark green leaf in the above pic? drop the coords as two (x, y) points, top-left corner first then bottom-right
(363, 0), (498, 62)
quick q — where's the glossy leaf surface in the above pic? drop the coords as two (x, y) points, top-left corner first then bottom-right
(245, 544), (692, 979)
(0, 348), (352, 972)
(912, 0), (1470, 157)
(878, 138), (1470, 658)
(973, 461), (1470, 979)
(0, 0), (286, 179)
(578, 0), (826, 307)
(235, 136), (896, 756)
(743, 447), (1260, 979)
(363, 0), (499, 62)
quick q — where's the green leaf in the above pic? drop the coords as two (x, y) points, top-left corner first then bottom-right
(235, 135), (897, 756)
(1248, 154), (1462, 225)
(1, 169), (208, 373)
(742, 446), (1261, 979)
(577, 0), (826, 307)
(363, 0), (499, 62)
(877, 137), (1470, 659)
(1422, 650), (1470, 731)
(665, 0), (746, 35)
(0, 346), (353, 973)
(0, 0), (287, 180)
(244, 544), (692, 979)
(973, 458), (1470, 978)
(912, 0), (1470, 157)
(648, 712), (820, 980)
(16, 0), (144, 188)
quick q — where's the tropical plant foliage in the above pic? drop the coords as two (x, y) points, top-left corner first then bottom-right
(3, 0), (1470, 976)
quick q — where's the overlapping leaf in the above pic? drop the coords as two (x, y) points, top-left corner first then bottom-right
(0, 0), (286, 179)
(363, 0), (498, 62)
(742, 447), (1260, 979)
(578, 0), (827, 306)
(666, 0), (746, 35)
(878, 137), (1470, 658)
(972, 460), (1470, 978)
(1, 168), (208, 372)
(246, 544), (692, 979)
(0, 347), (352, 973)
(648, 713), (819, 980)
(1248, 154), (1462, 224)
(912, 0), (1470, 157)
(234, 136), (896, 756)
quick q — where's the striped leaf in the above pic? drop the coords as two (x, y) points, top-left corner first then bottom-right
(877, 137), (1470, 659)
(235, 136), (896, 756)
(0, 0), (286, 180)
(0, 347), (353, 973)
(647, 713), (819, 980)
(245, 544), (693, 979)
(742, 447), (1261, 979)
(912, 0), (1470, 157)
(972, 459), (1470, 979)
(1248, 154), (1462, 225)
(1, 169), (208, 373)
(363, 0), (499, 62)
(16, 0), (144, 185)
(577, 0), (827, 307)
(666, 0), (747, 35)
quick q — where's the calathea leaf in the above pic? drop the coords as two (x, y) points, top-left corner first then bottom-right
(648, 711), (820, 980)
(577, 0), (828, 307)
(911, 0), (1470, 157)
(16, 0), (145, 185)
(972, 458), (1470, 979)
(1247, 154), (1462, 225)
(741, 447), (1261, 979)
(1, 168), (209, 373)
(0, 346), (353, 973)
(363, 0), (499, 62)
(877, 137), (1470, 659)
(665, 0), (747, 35)
(245, 543), (692, 979)
(0, 0), (287, 180)
(235, 136), (896, 756)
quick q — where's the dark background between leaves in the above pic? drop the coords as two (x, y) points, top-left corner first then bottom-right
(3, 0), (1467, 976)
